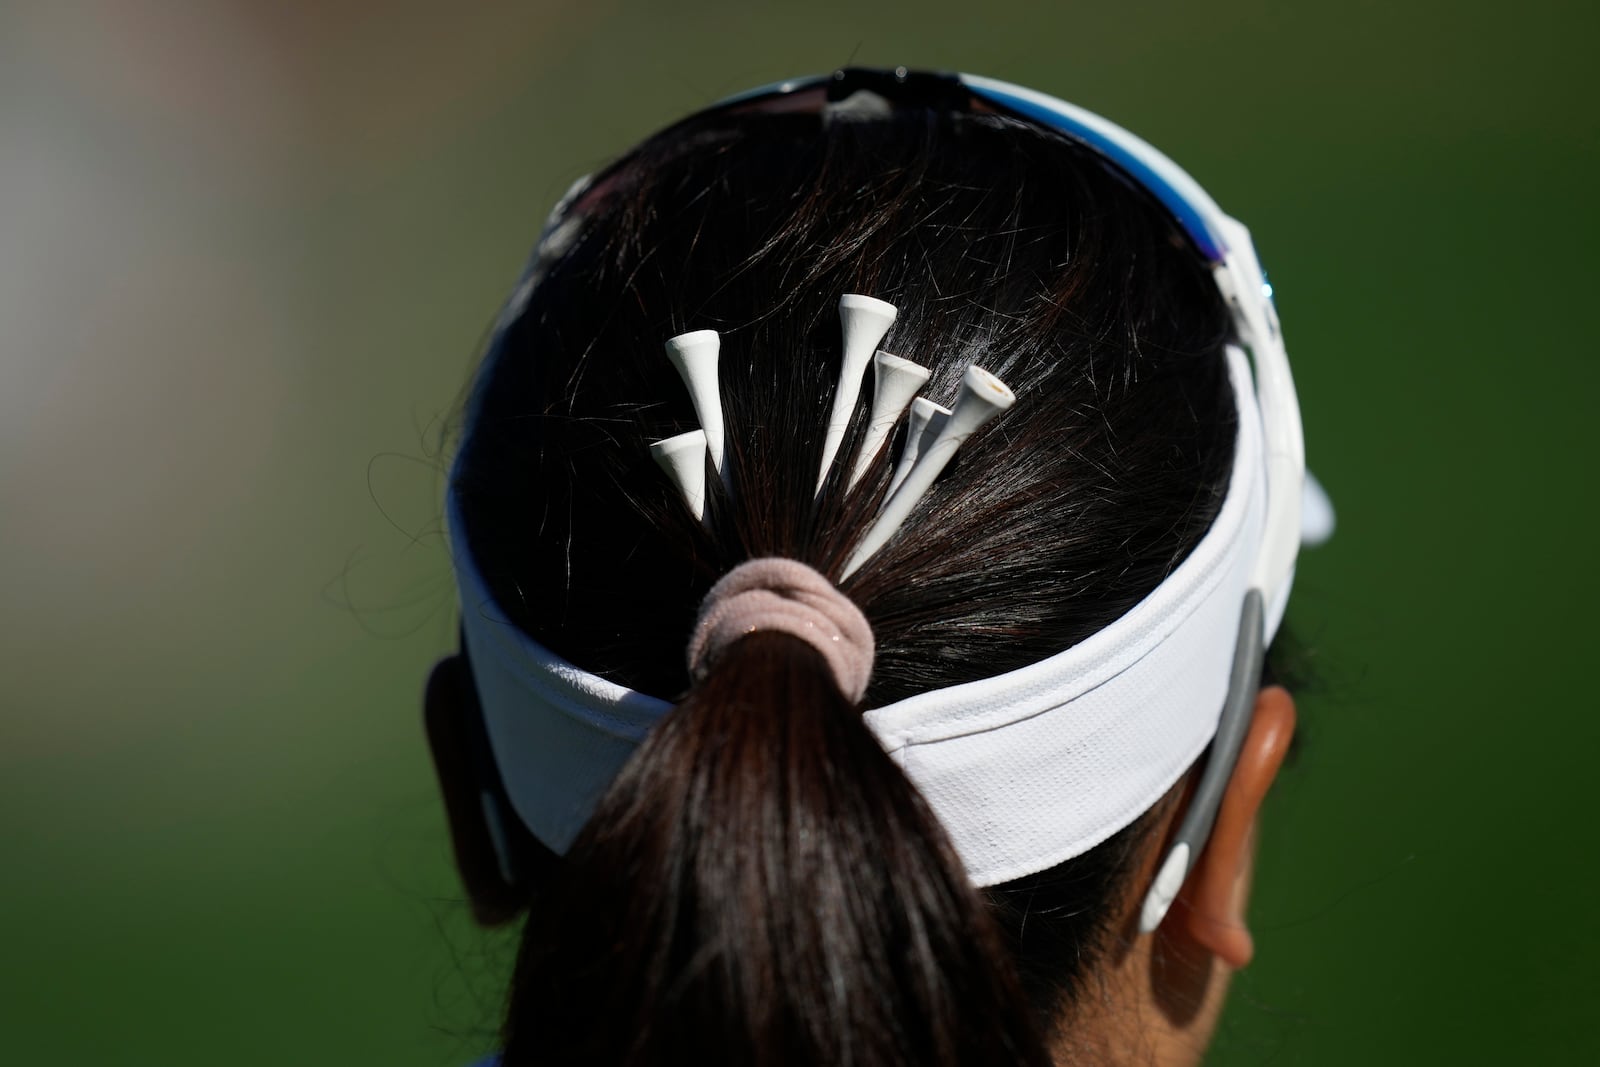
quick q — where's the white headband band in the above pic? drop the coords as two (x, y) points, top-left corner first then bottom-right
(864, 344), (1265, 885)
(449, 340), (1266, 888)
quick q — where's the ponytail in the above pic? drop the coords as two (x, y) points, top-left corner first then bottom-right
(501, 631), (1053, 1066)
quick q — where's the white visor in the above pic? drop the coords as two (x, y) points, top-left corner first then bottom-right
(450, 341), (1270, 888)
(447, 69), (1324, 893)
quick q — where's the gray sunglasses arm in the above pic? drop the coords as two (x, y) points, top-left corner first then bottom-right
(1138, 589), (1266, 933)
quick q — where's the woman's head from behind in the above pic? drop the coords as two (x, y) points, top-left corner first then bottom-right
(428, 68), (1303, 1065)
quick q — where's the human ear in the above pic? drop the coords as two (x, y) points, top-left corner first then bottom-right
(424, 654), (534, 925)
(1166, 685), (1297, 968)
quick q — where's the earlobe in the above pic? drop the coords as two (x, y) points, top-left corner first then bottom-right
(1167, 685), (1297, 969)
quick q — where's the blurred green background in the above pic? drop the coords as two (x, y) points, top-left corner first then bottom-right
(1, 0), (1595, 1063)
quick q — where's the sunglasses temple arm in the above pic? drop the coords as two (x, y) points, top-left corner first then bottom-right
(1138, 589), (1266, 934)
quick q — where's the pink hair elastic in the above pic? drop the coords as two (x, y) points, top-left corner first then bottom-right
(687, 558), (875, 703)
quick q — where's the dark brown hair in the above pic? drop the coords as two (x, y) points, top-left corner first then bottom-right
(453, 81), (1235, 1065)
